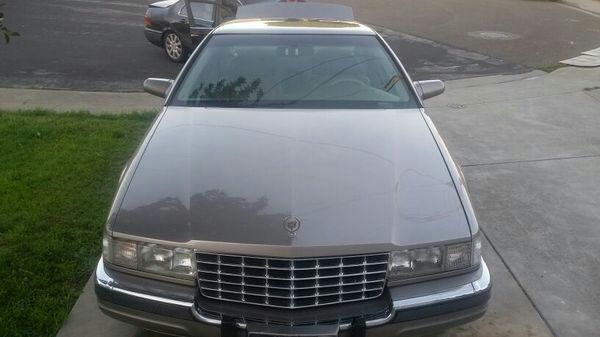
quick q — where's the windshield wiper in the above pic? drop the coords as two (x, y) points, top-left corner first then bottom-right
(383, 75), (402, 92)
(248, 100), (298, 108)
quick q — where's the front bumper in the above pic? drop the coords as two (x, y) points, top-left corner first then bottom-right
(95, 258), (491, 336)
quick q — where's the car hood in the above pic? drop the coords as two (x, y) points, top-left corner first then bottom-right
(113, 107), (470, 257)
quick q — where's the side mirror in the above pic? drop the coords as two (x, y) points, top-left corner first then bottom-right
(413, 80), (445, 100)
(143, 78), (174, 98)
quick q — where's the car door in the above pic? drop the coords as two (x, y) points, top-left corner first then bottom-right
(171, 0), (215, 51)
(183, 0), (240, 46)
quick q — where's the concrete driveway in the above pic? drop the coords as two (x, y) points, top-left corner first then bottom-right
(426, 67), (600, 337)
(55, 67), (600, 337)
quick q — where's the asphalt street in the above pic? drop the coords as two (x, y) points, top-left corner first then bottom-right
(323, 0), (600, 67)
(2, 0), (599, 91)
(0, 0), (530, 91)
(0, 0), (180, 91)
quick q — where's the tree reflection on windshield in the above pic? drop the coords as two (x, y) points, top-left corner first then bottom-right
(190, 77), (264, 103)
(173, 34), (418, 109)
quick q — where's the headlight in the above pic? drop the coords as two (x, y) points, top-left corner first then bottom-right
(103, 234), (195, 280)
(388, 234), (481, 283)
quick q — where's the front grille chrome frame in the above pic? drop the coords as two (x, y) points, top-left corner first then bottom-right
(195, 252), (389, 309)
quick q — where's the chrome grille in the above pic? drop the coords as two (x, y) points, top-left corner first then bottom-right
(196, 252), (389, 309)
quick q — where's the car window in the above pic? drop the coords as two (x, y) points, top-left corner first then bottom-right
(179, 2), (215, 22)
(217, 0), (238, 22)
(219, 1), (237, 22)
(241, 0), (279, 4)
(172, 34), (418, 109)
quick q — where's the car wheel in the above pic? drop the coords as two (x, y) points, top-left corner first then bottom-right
(163, 32), (186, 63)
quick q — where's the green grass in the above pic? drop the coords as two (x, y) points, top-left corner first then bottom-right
(0, 110), (155, 337)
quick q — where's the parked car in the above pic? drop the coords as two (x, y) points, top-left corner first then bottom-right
(144, 0), (240, 62)
(99, 3), (491, 336)
(144, 0), (303, 62)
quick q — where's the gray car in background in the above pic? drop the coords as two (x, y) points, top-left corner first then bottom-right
(97, 3), (491, 336)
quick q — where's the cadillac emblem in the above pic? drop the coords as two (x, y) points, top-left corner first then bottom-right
(283, 216), (301, 237)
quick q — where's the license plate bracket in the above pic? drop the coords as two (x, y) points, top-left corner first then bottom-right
(246, 323), (339, 337)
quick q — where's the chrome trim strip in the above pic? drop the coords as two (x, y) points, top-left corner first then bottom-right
(111, 231), (402, 258)
(338, 310), (395, 330)
(95, 258), (491, 330)
(199, 259), (389, 269)
(190, 27), (213, 31)
(191, 307), (249, 329)
(198, 268), (386, 280)
(199, 251), (390, 261)
(190, 305), (242, 327)
(201, 286), (385, 299)
(198, 278), (384, 290)
(95, 258), (193, 307)
(144, 27), (163, 34)
(392, 284), (474, 311)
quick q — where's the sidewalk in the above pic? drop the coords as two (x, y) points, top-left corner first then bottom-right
(8, 66), (594, 337)
(0, 88), (163, 113)
(561, 0), (600, 16)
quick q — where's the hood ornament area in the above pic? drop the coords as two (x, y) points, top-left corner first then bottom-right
(283, 216), (301, 238)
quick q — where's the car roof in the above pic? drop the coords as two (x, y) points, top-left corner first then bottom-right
(236, 2), (353, 21)
(213, 19), (376, 35)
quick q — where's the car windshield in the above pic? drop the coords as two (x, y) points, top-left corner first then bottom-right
(172, 34), (418, 109)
